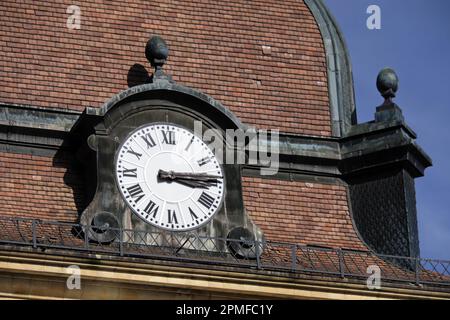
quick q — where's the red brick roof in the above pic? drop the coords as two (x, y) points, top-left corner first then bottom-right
(0, 152), (83, 222)
(0, 1), (372, 253)
(243, 177), (368, 250)
(0, 0), (331, 136)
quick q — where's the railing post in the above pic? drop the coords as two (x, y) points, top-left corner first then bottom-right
(338, 249), (345, 278)
(415, 258), (421, 286)
(291, 244), (297, 272)
(32, 219), (37, 249)
(255, 239), (261, 270)
(119, 228), (124, 257)
(84, 225), (89, 250)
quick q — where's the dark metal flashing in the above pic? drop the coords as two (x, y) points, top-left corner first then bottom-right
(0, 102), (80, 131)
(304, 0), (357, 137)
(0, 102), (81, 116)
(346, 119), (417, 140)
(0, 103), (431, 180)
(242, 165), (344, 185)
(0, 102), (80, 155)
(0, 142), (58, 157)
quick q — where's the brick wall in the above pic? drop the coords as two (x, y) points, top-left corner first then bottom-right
(242, 177), (367, 250)
(0, 152), (84, 222)
(0, 0), (331, 136)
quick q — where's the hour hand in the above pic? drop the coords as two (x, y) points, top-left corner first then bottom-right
(157, 170), (222, 188)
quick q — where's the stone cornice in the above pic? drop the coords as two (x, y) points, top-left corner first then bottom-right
(0, 249), (448, 300)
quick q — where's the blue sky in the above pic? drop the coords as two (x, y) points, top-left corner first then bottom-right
(323, 0), (450, 259)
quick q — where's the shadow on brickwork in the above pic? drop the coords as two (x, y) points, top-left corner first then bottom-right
(127, 63), (151, 88)
(52, 144), (91, 224)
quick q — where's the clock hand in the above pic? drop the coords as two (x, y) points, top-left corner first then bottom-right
(158, 170), (222, 181)
(158, 170), (222, 188)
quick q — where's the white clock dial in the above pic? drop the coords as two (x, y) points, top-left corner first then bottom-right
(115, 123), (224, 231)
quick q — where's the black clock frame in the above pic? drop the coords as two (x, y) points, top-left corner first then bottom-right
(71, 82), (265, 257)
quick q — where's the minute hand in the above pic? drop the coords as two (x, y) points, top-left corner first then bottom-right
(158, 170), (222, 188)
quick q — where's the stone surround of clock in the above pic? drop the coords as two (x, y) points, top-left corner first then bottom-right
(72, 38), (265, 255)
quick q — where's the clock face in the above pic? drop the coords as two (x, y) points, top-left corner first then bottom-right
(115, 123), (224, 231)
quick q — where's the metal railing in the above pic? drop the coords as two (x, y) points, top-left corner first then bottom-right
(0, 215), (449, 289)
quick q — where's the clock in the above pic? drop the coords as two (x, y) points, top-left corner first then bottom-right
(75, 48), (265, 251)
(115, 123), (225, 231)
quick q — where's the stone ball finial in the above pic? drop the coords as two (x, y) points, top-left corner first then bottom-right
(376, 68), (399, 102)
(145, 35), (169, 69)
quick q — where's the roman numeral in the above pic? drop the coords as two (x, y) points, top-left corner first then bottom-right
(168, 209), (178, 224)
(127, 184), (144, 203)
(141, 133), (157, 148)
(143, 200), (159, 218)
(122, 167), (137, 178)
(161, 130), (176, 145)
(188, 207), (199, 221)
(197, 156), (211, 167)
(127, 147), (142, 160)
(198, 192), (215, 209)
